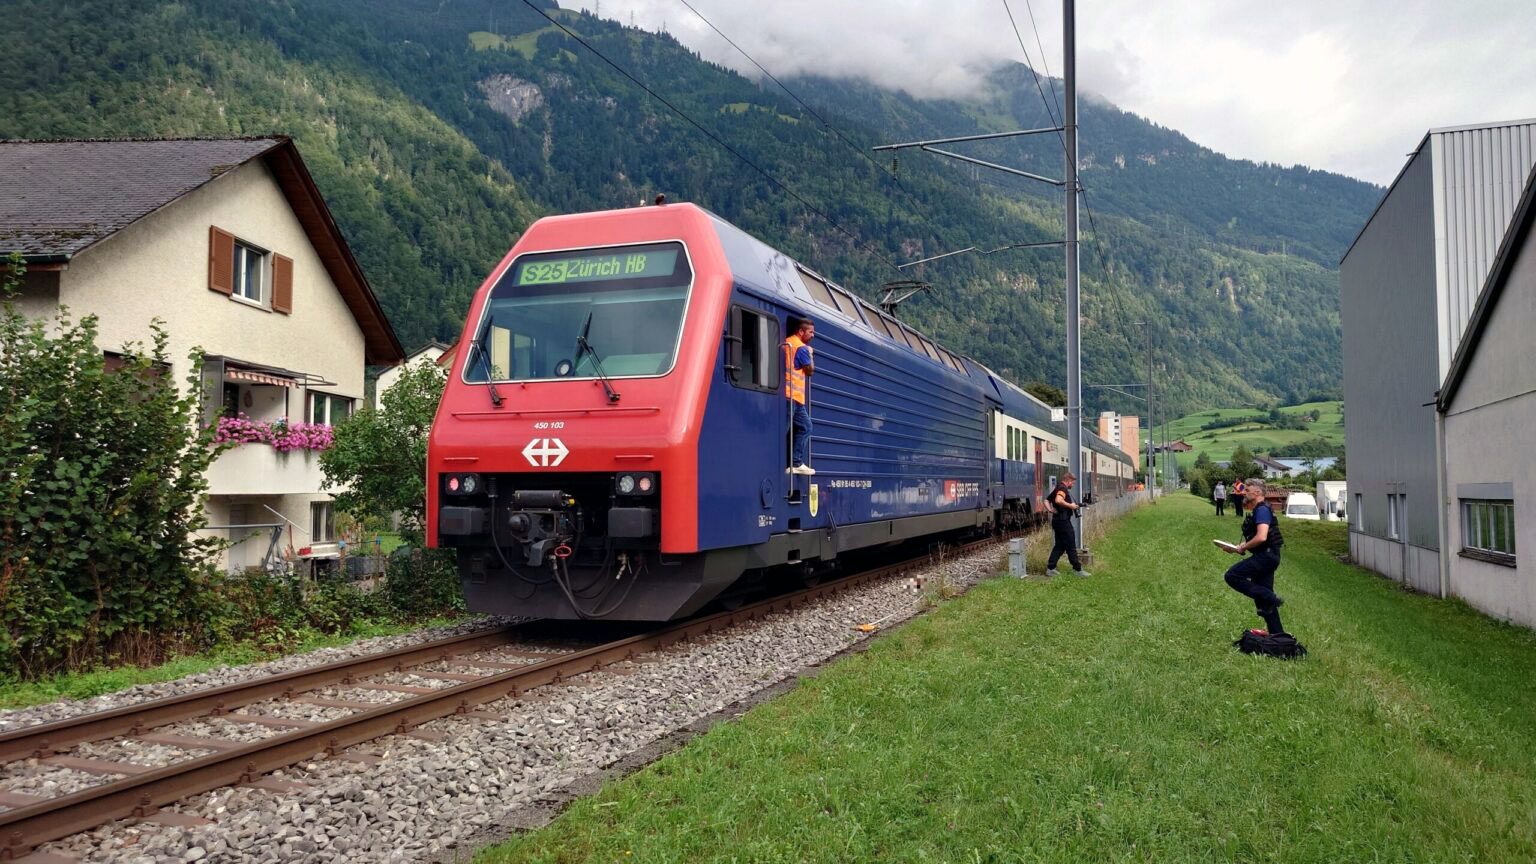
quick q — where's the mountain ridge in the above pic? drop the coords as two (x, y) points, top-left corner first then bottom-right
(0, 0), (1373, 416)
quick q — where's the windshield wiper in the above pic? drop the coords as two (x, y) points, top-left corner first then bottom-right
(467, 329), (504, 407)
(576, 311), (621, 404)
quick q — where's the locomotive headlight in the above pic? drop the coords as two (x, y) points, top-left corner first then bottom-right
(617, 474), (637, 495)
(446, 473), (481, 495)
(637, 475), (654, 493)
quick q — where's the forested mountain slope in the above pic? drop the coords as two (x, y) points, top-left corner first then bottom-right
(0, 0), (1380, 415)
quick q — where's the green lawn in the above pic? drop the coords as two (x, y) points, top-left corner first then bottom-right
(1166, 400), (1345, 468)
(476, 496), (1536, 863)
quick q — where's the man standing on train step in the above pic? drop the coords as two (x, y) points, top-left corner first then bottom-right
(785, 316), (816, 476)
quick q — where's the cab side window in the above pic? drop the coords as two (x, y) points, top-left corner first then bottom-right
(728, 306), (780, 391)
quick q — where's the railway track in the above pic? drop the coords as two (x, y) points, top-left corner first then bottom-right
(0, 531), (1017, 861)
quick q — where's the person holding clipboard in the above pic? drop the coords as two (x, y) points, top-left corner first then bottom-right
(1215, 479), (1286, 635)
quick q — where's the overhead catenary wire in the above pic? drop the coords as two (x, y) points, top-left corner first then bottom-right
(1002, 0), (1140, 372)
(673, 0), (960, 255)
(517, 0), (906, 276)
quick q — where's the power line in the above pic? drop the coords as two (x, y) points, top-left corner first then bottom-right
(517, 0), (905, 275)
(673, 0), (958, 252)
(1001, 0), (1142, 390)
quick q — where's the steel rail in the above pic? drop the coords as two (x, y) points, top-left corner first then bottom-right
(0, 626), (524, 764)
(0, 534), (1014, 858)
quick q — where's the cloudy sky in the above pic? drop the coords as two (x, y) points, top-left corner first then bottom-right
(555, 0), (1536, 185)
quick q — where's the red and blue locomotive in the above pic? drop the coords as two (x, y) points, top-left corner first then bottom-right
(426, 203), (1134, 620)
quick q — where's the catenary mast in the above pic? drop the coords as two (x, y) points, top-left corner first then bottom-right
(1064, 0), (1082, 545)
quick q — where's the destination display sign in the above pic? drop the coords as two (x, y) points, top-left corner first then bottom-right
(514, 248), (679, 286)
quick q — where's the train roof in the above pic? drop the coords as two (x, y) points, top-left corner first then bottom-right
(521, 203), (1130, 465)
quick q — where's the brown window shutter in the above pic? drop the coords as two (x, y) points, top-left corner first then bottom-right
(208, 226), (234, 294)
(272, 253), (293, 314)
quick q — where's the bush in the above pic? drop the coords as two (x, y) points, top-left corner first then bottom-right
(1187, 469), (1212, 501)
(0, 256), (224, 679)
(379, 547), (464, 620)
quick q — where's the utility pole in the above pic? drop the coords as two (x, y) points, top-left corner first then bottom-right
(1064, 0), (1083, 544)
(1137, 320), (1154, 498)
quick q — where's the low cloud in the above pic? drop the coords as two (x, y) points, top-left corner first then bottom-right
(558, 0), (1536, 184)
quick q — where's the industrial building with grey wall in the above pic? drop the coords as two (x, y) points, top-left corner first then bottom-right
(1341, 118), (1536, 626)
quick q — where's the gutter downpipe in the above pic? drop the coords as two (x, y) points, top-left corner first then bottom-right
(1433, 397), (1450, 600)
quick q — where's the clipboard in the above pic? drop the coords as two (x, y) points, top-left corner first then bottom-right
(1212, 539), (1241, 553)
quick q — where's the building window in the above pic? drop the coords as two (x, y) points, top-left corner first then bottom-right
(309, 392), (353, 426)
(1387, 494), (1406, 541)
(1352, 493), (1362, 530)
(232, 240), (268, 304)
(310, 501), (335, 542)
(1461, 499), (1515, 563)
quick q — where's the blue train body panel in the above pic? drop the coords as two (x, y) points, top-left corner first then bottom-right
(692, 212), (1130, 556)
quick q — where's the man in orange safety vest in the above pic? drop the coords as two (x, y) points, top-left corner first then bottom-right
(784, 317), (816, 475)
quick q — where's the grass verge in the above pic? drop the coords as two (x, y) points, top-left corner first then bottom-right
(475, 496), (1536, 863)
(0, 615), (469, 710)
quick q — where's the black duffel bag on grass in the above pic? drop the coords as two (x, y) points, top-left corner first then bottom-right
(1233, 628), (1307, 659)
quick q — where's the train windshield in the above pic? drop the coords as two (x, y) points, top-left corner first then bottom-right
(464, 242), (692, 383)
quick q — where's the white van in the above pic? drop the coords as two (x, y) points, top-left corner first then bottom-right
(1315, 480), (1347, 521)
(1284, 491), (1321, 520)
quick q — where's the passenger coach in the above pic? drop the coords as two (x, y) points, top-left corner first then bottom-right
(427, 203), (1132, 619)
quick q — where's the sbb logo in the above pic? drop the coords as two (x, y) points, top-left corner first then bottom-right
(522, 437), (570, 467)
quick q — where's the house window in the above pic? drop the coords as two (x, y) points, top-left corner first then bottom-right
(1352, 493), (1362, 530)
(232, 240), (268, 304)
(727, 306), (780, 391)
(310, 501), (335, 542)
(309, 392), (353, 426)
(1461, 499), (1515, 563)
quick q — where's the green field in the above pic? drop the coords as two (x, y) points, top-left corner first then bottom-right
(476, 497), (1536, 863)
(1163, 400), (1344, 468)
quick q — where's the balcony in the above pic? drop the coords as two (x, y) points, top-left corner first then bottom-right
(207, 443), (327, 496)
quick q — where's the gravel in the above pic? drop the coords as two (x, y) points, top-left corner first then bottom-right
(1, 763), (116, 798)
(28, 546), (1001, 862)
(0, 617), (513, 733)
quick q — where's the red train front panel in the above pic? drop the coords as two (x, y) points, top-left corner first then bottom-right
(427, 205), (732, 620)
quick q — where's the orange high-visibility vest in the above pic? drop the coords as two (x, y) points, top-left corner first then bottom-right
(784, 335), (807, 405)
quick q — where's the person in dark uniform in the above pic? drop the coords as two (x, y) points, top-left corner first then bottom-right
(1045, 473), (1091, 577)
(1221, 478), (1286, 634)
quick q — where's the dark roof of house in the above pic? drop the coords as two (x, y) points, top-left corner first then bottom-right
(1254, 455), (1290, 470)
(0, 138), (284, 258)
(1438, 158), (1536, 411)
(0, 137), (403, 364)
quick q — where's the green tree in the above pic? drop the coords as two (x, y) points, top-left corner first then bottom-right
(1025, 381), (1066, 406)
(1194, 450), (1213, 471)
(1229, 445), (1259, 482)
(320, 361), (445, 545)
(0, 254), (223, 678)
